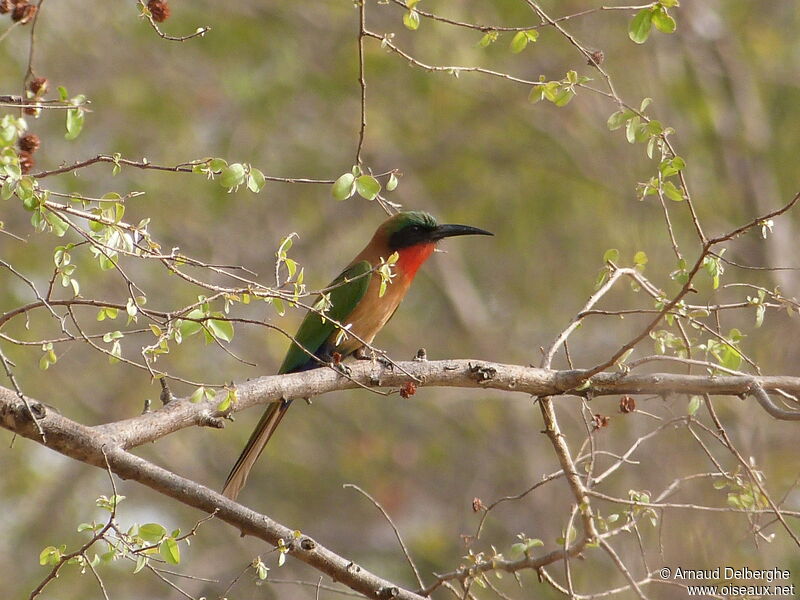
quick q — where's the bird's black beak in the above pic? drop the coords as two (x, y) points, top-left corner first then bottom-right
(431, 224), (493, 241)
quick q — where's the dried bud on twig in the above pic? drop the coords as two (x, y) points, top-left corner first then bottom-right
(12, 2), (36, 23)
(18, 133), (40, 153)
(147, 0), (170, 23)
(28, 77), (48, 96)
(619, 395), (636, 414)
(18, 150), (34, 174)
(587, 49), (604, 67)
(591, 413), (610, 431)
(399, 381), (417, 399)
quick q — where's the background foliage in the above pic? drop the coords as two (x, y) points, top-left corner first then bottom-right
(1, 1), (799, 598)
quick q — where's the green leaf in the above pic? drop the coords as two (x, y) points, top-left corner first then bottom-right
(247, 168), (266, 193)
(628, 8), (653, 44)
(720, 344), (742, 370)
(662, 180), (684, 202)
(208, 315), (234, 342)
(217, 396), (230, 412)
(217, 389), (237, 412)
(652, 8), (676, 33)
(102, 330), (123, 343)
(96, 494), (125, 512)
(646, 139), (657, 160)
(510, 31), (528, 54)
(386, 172), (399, 192)
(594, 268), (609, 290)
(659, 156), (685, 177)
(633, 251), (648, 266)
(332, 172), (356, 201)
(403, 9), (420, 30)
(755, 304), (765, 328)
(100, 550), (116, 563)
(109, 339), (122, 364)
(134, 554), (148, 574)
(284, 258), (297, 279)
(160, 537), (181, 565)
(126, 298), (138, 318)
(139, 523), (167, 543)
(39, 546), (61, 566)
(528, 86), (545, 104)
(273, 297), (285, 316)
(219, 163), (247, 189)
(687, 395), (702, 416)
(552, 87), (574, 107)
(65, 108), (85, 140)
(355, 175), (381, 200)
(190, 387), (205, 403)
(208, 157), (228, 172)
(625, 116), (641, 143)
(477, 31), (498, 48)
(646, 120), (663, 136)
(603, 248), (619, 263)
(178, 309), (206, 337)
(607, 109), (635, 131)
(1, 178), (15, 200)
(44, 211), (69, 237)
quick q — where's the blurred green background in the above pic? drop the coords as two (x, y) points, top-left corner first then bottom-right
(1, 1), (799, 598)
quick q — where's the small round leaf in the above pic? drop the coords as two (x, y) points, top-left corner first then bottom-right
(355, 175), (381, 201)
(332, 173), (356, 201)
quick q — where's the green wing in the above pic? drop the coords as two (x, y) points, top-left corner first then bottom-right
(278, 260), (372, 374)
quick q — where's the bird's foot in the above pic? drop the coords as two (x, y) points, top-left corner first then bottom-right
(375, 356), (394, 369)
(354, 347), (394, 369)
(353, 347), (371, 361)
(159, 377), (175, 405)
(321, 351), (352, 376)
(332, 361), (352, 376)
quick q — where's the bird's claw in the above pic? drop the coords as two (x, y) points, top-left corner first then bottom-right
(354, 347), (394, 370)
(333, 362), (352, 376)
(375, 356), (394, 370)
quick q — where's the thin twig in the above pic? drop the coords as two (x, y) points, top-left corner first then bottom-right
(343, 483), (424, 590)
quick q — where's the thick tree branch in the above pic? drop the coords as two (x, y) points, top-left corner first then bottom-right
(80, 360), (800, 449)
(2, 359), (799, 598)
(0, 388), (424, 600)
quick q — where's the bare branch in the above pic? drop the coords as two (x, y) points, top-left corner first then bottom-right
(343, 483), (424, 590)
(70, 359), (800, 449)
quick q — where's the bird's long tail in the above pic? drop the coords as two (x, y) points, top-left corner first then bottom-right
(221, 399), (292, 500)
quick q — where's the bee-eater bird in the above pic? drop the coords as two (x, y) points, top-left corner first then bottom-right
(222, 211), (492, 500)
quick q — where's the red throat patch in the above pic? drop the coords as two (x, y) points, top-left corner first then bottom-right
(396, 243), (435, 279)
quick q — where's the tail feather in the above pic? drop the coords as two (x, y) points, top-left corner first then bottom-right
(221, 399), (292, 501)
